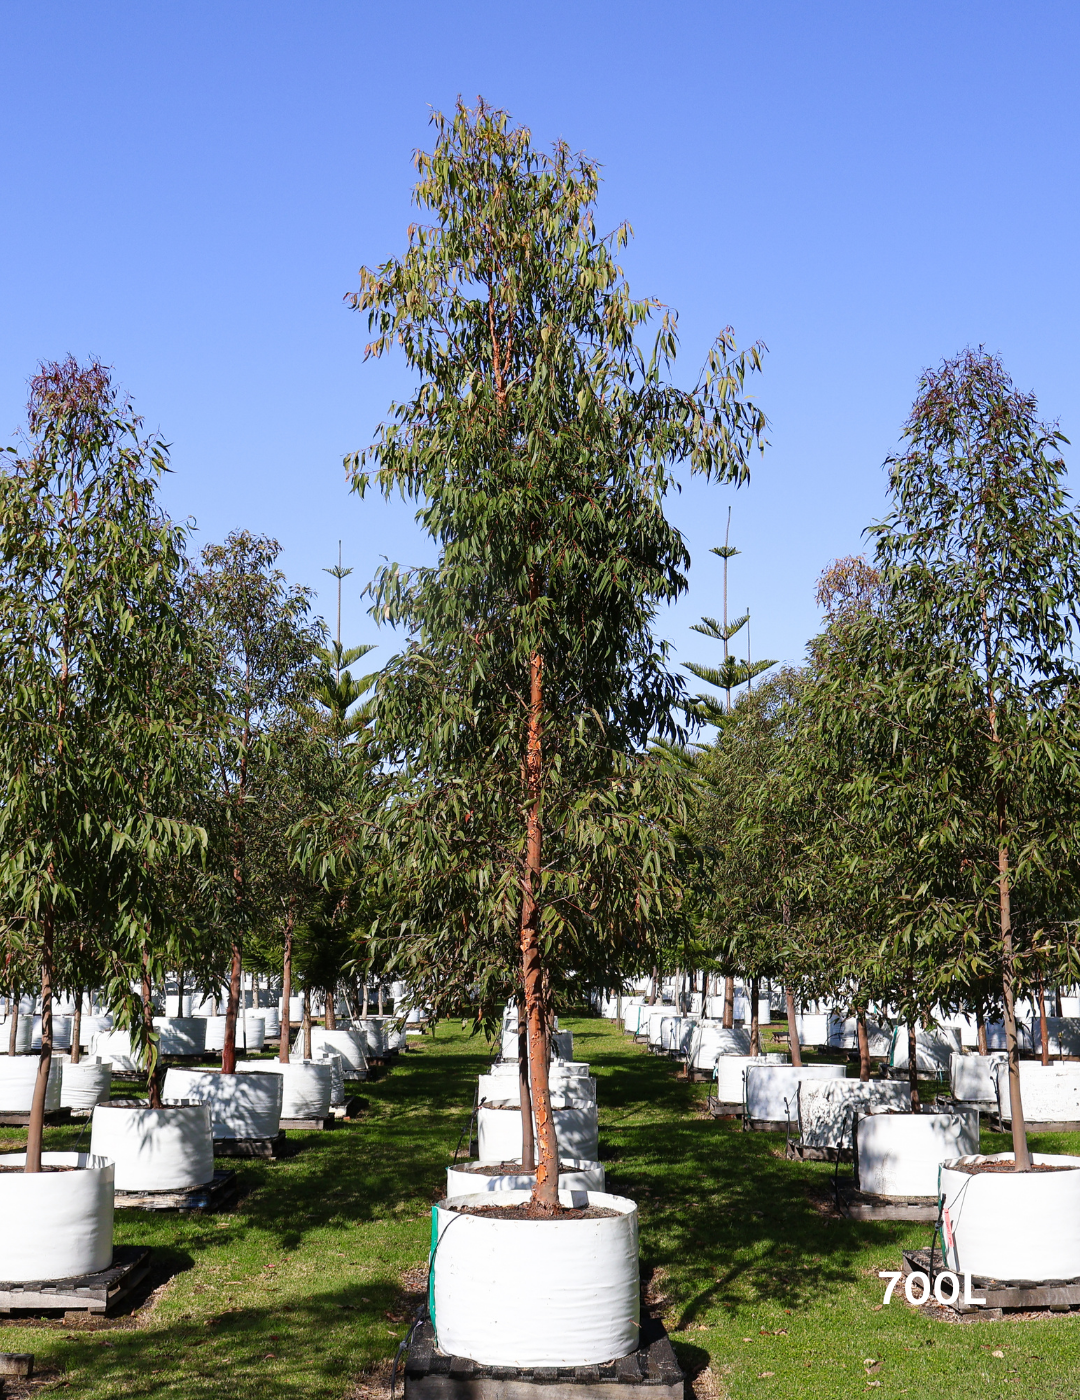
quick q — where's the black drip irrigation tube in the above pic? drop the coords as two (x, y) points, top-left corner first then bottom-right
(450, 1091), (487, 1166)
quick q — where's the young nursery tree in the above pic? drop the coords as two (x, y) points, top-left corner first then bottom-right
(347, 100), (766, 1208)
(0, 359), (207, 1167)
(820, 351), (1080, 1167)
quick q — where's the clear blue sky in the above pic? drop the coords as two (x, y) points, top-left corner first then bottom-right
(3, 2), (1078, 693)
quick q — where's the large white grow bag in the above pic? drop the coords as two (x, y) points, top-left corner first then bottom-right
(478, 1070), (597, 1108)
(688, 1024), (750, 1071)
(78, 1014), (112, 1048)
(888, 1025), (962, 1073)
(60, 1058), (113, 1110)
(432, 1189), (638, 1366)
(165, 994), (194, 1018)
(0, 1054), (62, 1112)
(551, 1030), (573, 1059)
(163, 1067), (283, 1139)
(713, 1054), (759, 1104)
(90, 1103), (214, 1191)
(200, 1014), (265, 1053)
(0, 1152), (114, 1282)
(941, 1153), (1080, 1280)
(795, 1012), (830, 1046)
(353, 1019), (385, 1056)
(258, 1009), (281, 1039)
(152, 1017), (207, 1055)
(446, 1159), (606, 1197)
(797, 1078), (910, 1150)
(745, 1063), (846, 1123)
(202, 1017), (227, 1052)
(304, 1026), (368, 1075)
(994, 1059), (1080, 1123)
(237, 1059), (332, 1118)
(279, 995), (304, 1023)
(1032, 1017), (1080, 1057)
(89, 1029), (141, 1072)
(825, 1016), (892, 1056)
(660, 1016), (697, 1054)
(644, 1009), (669, 1046)
(30, 1015), (72, 1051)
(0, 1015), (34, 1054)
(856, 1109), (978, 1196)
(950, 1052), (1004, 1106)
(622, 1003), (646, 1035)
(477, 1104), (599, 1164)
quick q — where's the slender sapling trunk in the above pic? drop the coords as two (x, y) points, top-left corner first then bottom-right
(25, 913), (54, 1173)
(1038, 970), (1050, 1067)
(325, 989), (337, 1031)
(141, 950), (162, 1109)
(976, 1000), (988, 1056)
(302, 987), (312, 1060)
(997, 790), (1032, 1169)
(856, 1005), (870, 1083)
(222, 941), (242, 1074)
(70, 990), (82, 1066)
(907, 1020), (920, 1112)
(279, 903), (295, 1064)
(518, 992), (535, 1171)
(785, 985), (803, 1067)
(749, 976), (761, 1057)
(8, 993), (18, 1058)
(722, 976), (735, 1029)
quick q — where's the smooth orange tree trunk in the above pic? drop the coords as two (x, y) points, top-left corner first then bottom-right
(222, 941), (242, 1074)
(25, 912), (54, 1173)
(279, 904), (295, 1064)
(518, 993), (535, 1171)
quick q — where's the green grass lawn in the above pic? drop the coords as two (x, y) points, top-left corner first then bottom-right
(2, 1018), (1080, 1398)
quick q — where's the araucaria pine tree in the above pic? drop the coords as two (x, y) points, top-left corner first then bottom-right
(349, 100), (766, 1210)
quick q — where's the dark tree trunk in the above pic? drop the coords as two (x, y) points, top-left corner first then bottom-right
(222, 941), (242, 1074)
(8, 992), (18, 1058)
(998, 790), (1031, 1169)
(1038, 971), (1050, 1067)
(378, 984), (385, 1016)
(749, 976), (761, 1057)
(722, 976), (735, 1030)
(856, 1005), (870, 1083)
(976, 999), (989, 1056)
(25, 912), (54, 1173)
(302, 987), (312, 1060)
(325, 989), (337, 1031)
(279, 902), (295, 1065)
(785, 985), (803, 1067)
(70, 990), (82, 1067)
(141, 951), (162, 1109)
(522, 647), (558, 1211)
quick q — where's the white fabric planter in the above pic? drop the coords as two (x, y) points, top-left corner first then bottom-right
(354, 1019), (386, 1056)
(0, 1016), (34, 1054)
(0, 1054), (62, 1112)
(888, 1025), (963, 1073)
(79, 1014), (112, 1048)
(950, 1052), (1004, 1106)
(60, 1059), (112, 1110)
(941, 1152), (1080, 1280)
(89, 1103), (214, 1191)
(795, 1012), (830, 1046)
(1032, 1017), (1080, 1057)
(279, 995), (304, 1023)
(713, 1055), (759, 1104)
(162, 1067), (283, 1139)
(165, 994), (194, 1018)
(241, 1015), (266, 1051)
(797, 1079), (910, 1150)
(152, 1017), (207, 1055)
(622, 1003), (646, 1035)
(744, 1063), (847, 1124)
(202, 1017), (227, 1052)
(0, 1152), (114, 1282)
(257, 1009), (281, 1039)
(478, 1071), (597, 1109)
(645, 1010), (669, 1046)
(89, 1029), (141, 1072)
(314, 1052), (346, 1105)
(237, 1059), (332, 1118)
(551, 1030), (573, 1059)
(304, 1027), (368, 1074)
(688, 1024), (750, 1071)
(825, 1017), (891, 1056)
(31, 1015), (72, 1051)
(856, 1110), (979, 1196)
(994, 1059), (1080, 1123)
(660, 1016), (697, 1054)
(477, 1104), (600, 1164)
(446, 1159), (606, 1197)
(432, 1189), (638, 1366)
(386, 1023), (408, 1051)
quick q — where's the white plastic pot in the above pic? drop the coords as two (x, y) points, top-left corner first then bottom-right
(236, 1059), (332, 1118)
(941, 1152), (1080, 1281)
(1032, 1017), (1080, 1057)
(89, 1103), (214, 1191)
(477, 1103), (600, 1164)
(59, 1059), (112, 1111)
(0, 1151), (114, 1282)
(950, 1052), (1004, 1106)
(152, 1017), (207, 1055)
(446, 1159), (606, 1197)
(0, 1016), (33, 1054)
(688, 1023), (751, 1071)
(89, 1029), (141, 1072)
(0, 1054), (62, 1112)
(744, 1063), (847, 1124)
(304, 1026), (368, 1075)
(993, 1059), (1080, 1123)
(30, 1015), (72, 1051)
(888, 1025), (963, 1073)
(432, 1189), (639, 1366)
(797, 1078), (910, 1150)
(162, 1067), (283, 1139)
(795, 1012), (830, 1046)
(856, 1109), (979, 1197)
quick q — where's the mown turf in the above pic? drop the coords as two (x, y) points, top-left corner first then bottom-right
(2, 1019), (1080, 1398)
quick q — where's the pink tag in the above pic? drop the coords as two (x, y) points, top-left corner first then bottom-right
(942, 1207), (955, 1252)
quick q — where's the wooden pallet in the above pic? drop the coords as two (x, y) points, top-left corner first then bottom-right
(0, 1108), (72, 1128)
(213, 1130), (287, 1159)
(404, 1312), (683, 1400)
(114, 1170), (237, 1212)
(786, 1141), (851, 1163)
(280, 1115), (335, 1131)
(837, 1181), (939, 1222)
(705, 1096), (743, 1119)
(903, 1247), (1080, 1314)
(992, 1118), (1080, 1134)
(0, 1246), (151, 1316)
